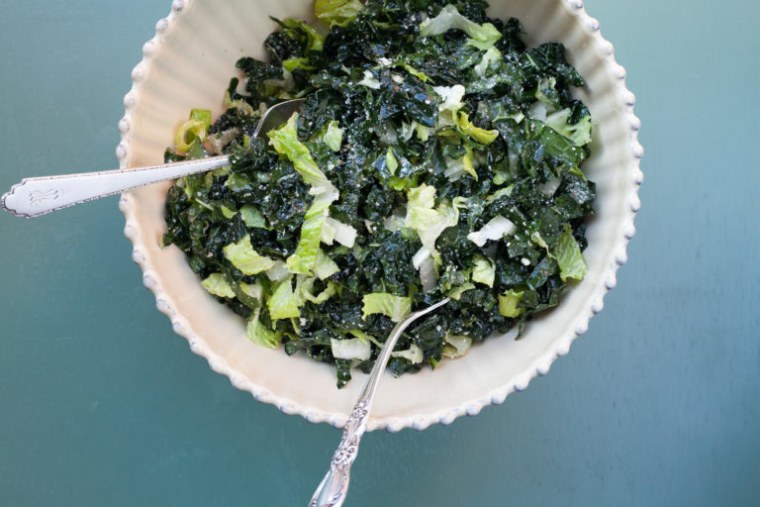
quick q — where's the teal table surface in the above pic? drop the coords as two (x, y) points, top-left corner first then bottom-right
(1, 1), (759, 506)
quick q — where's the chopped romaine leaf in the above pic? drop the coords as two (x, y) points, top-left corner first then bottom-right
(174, 112), (209, 155)
(277, 18), (325, 52)
(201, 273), (236, 298)
(223, 235), (276, 275)
(268, 113), (336, 192)
(449, 282), (476, 300)
(392, 344), (424, 364)
(268, 113), (340, 275)
(268, 278), (302, 320)
(474, 46), (502, 77)
(456, 112), (499, 145)
(358, 70), (381, 89)
(405, 184), (461, 267)
(443, 334), (472, 358)
(322, 120), (345, 152)
(314, 0), (364, 27)
(287, 197), (332, 275)
(545, 108), (593, 147)
(555, 225), (588, 282)
(330, 337), (371, 361)
(467, 216), (516, 247)
(247, 309), (279, 349)
(321, 217), (357, 248)
(499, 290), (525, 318)
(420, 5), (502, 50)
(314, 250), (340, 280)
(362, 293), (412, 323)
(301, 278), (338, 304)
(472, 256), (495, 287)
(240, 205), (269, 229)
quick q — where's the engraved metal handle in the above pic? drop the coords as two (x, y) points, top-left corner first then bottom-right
(309, 298), (451, 507)
(1, 156), (229, 218)
(1, 98), (306, 219)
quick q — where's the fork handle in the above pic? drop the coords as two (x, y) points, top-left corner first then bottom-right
(1, 155), (229, 218)
(309, 298), (450, 507)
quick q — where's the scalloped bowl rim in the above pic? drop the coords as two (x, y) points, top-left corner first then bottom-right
(117, 0), (643, 432)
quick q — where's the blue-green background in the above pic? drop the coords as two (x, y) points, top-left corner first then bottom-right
(1, 1), (758, 505)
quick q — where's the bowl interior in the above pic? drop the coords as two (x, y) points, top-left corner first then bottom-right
(120, 0), (640, 430)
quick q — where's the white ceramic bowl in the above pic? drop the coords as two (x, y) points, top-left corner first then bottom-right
(118, 0), (642, 431)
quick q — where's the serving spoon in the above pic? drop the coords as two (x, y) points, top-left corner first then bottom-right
(1, 98), (305, 219)
(310, 297), (451, 507)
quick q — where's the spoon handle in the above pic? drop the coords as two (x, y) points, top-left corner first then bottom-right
(1, 155), (229, 219)
(310, 298), (451, 507)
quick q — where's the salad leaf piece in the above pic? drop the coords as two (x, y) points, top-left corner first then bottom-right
(174, 109), (212, 155)
(315, 0), (365, 27)
(545, 107), (593, 147)
(287, 197), (332, 275)
(456, 112), (499, 145)
(405, 184), (461, 267)
(238, 282), (264, 304)
(321, 120), (345, 152)
(283, 57), (315, 72)
(498, 289), (525, 318)
(362, 293), (412, 323)
(268, 113), (340, 275)
(330, 337), (371, 361)
(472, 256), (495, 287)
(201, 273), (236, 299)
(358, 70), (382, 89)
(223, 236), (276, 275)
(315, 250), (341, 280)
(240, 205), (269, 230)
(268, 114), (336, 191)
(456, 113), (499, 145)
(322, 217), (357, 248)
(302, 279), (338, 304)
(555, 224), (588, 282)
(275, 18), (325, 53)
(467, 216), (516, 247)
(474, 46), (502, 77)
(443, 334), (472, 358)
(268, 278), (302, 320)
(247, 309), (279, 348)
(420, 5), (502, 50)
(392, 343), (424, 364)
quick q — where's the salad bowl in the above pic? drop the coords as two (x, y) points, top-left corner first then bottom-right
(118, 0), (642, 431)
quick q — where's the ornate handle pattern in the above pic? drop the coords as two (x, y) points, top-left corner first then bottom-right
(309, 298), (450, 507)
(1, 156), (229, 219)
(1, 99), (307, 219)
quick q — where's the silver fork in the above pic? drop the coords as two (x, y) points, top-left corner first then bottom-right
(310, 298), (451, 507)
(1, 98), (305, 218)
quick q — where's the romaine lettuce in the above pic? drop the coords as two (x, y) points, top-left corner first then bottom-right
(268, 114), (340, 275)
(267, 278), (302, 320)
(315, 0), (364, 27)
(420, 5), (502, 50)
(362, 293), (412, 323)
(555, 225), (588, 282)
(201, 273), (236, 299)
(247, 309), (279, 349)
(223, 235), (276, 275)
(330, 337), (371, 361)
(498, 290), (525, 318)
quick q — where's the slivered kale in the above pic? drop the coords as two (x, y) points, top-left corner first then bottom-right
(162, 0), (596, 388)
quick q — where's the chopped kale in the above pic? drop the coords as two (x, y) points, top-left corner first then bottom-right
(163, 0), (596, 388)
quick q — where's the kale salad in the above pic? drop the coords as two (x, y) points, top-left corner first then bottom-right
(162, 0), (596, 387)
